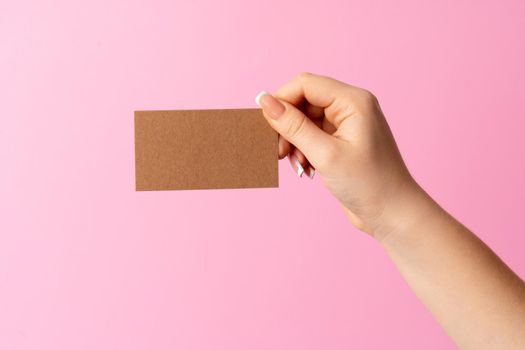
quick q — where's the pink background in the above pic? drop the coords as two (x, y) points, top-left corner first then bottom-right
(1, 0), (524, 349)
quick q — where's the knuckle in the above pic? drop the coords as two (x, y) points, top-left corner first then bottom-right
(361, 89), (378, 104)
(353, 89), (380, 115)
(296, 71), (312, 82)
(284, 115), (307, 140)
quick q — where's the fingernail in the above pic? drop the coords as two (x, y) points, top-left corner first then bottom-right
(255, 90), (285, 120)
(295, 159), (304, 177)
(255, 90), (267, 106)
(307, 166), (315, 179)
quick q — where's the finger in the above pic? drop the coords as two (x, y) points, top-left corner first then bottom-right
(305, 103), (336, 136)
(298, 102), (327, 169)
(301, 101), (325, 120)
(278, 135), (290, 159)
(288, 150), (305, 178)
(322, 118), (337, 134)
(291, 148), (315, 180)
(255, 91), (340, 170)
(275, 72), (353, 107)
(305, 164), (316, 179)
(275, 72), (369, 128)
(294, 147), (307, 166)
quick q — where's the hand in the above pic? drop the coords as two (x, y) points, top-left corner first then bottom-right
(257, 73), (525, 350)
(256, 72), (419, 239)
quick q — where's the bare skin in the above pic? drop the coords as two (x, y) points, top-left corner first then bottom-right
(256, 73), (525, 350)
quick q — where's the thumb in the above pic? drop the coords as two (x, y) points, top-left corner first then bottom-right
(255, 91), (337, 170)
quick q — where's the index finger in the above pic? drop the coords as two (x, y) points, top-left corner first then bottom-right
(274, 72), (349, 106)
(274, 72), (366, 127)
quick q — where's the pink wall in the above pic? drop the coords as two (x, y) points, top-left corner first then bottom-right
(1, 0), (524, 349)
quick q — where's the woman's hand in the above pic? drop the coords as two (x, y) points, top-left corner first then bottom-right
(257, 73), (525, 350)
(256, 72), (418, 239)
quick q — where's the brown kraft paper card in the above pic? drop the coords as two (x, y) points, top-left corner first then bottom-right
(134, 109), (278, 191)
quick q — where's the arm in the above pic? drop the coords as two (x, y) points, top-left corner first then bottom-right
(255, 72), (525, 350)
(380, 183), (525, 350)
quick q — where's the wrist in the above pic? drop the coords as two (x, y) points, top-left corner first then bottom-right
(371, 179), (447, 246)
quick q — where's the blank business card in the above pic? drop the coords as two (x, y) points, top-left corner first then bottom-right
(134, 109), (278, 191)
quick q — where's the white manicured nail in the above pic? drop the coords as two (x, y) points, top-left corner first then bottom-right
(308, 167), (315, 179)
(255, 90), (269, 107)
(295, 159), (304, 177)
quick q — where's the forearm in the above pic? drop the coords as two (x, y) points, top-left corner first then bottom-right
(377, 184), (525, 350)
